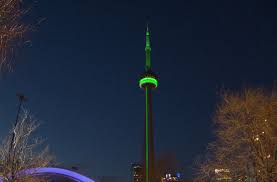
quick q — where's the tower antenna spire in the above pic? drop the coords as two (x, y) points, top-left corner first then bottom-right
(145, 23), (151, 71)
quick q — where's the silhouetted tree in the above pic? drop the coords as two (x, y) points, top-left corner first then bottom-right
(194, 88), (277, 182)
(0, 108), (54, 181)
(0, 0), (30, 72)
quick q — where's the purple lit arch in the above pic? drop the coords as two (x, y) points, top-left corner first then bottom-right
(0, 167), (95, 182)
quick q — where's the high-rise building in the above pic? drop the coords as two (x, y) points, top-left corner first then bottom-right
(161, 173), (189, 182)
(161, 174), (179, 182)
(132, 163), (143, 182)
(139, 26), (158, 182)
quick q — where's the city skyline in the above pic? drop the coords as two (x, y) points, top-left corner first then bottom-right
(0, 0), (276, 182)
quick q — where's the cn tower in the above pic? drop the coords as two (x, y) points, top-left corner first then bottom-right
(139, 26), (158, 182)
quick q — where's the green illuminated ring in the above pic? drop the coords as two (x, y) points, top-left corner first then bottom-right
(139, 77), (158, 88)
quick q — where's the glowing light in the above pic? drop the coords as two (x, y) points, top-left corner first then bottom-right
(215, 169), (230, 173)
(214, 169), (231, 181)
(254, 134), (260, 142)
(139, 77), (158, 88)
(254, 135), (260, 142)
(165, 174), (171, 178)
(145, 87), (149, 182)
(0, 167), (95, 182)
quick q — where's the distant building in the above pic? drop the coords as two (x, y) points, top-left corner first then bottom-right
(214, 168), (231, 181)
(132, 163), (143, 182)
(161, 173), (180, 182)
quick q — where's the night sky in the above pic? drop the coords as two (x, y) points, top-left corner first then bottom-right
(0, 0), (277, 181)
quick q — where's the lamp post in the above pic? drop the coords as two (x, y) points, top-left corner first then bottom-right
(8, 93), (27, 181)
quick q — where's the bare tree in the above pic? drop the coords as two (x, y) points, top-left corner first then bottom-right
(0, 108), (54, 181)
(194, 88), (277, 182)
(0, 0), (30, 72)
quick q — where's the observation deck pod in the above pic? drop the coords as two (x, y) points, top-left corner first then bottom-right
(139, 70), (158, 89)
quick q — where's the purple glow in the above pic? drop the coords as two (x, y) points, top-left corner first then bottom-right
(0, 167), (95, 182)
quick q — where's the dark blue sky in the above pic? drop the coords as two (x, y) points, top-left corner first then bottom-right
(0, 0), (277, 181)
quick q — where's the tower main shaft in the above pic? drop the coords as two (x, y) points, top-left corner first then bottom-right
(139, 26), (158, 182)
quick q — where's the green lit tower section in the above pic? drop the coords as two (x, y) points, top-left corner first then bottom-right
(139, 26), (158, 182)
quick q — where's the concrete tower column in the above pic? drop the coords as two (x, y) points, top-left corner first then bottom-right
(139, 26), (158, 182)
